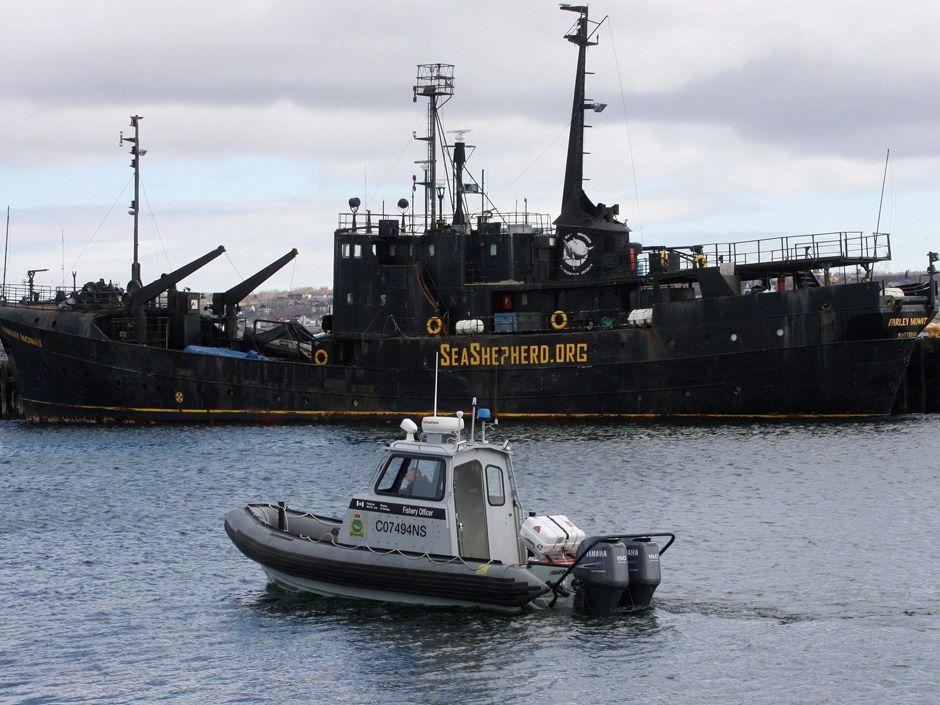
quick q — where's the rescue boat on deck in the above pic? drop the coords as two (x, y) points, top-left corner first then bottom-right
(225, 406), (675, 613)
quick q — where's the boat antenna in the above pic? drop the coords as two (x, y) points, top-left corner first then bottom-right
(2, 206), (9, 301)
(480, 407), (490, 444)
(433, 351), (439, 416)
(875, 148), (890, 235)
(470, 396), (477, 441)
(120, 115), (146, 291)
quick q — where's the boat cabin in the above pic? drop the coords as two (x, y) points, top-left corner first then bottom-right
(342, 415), (523, 565)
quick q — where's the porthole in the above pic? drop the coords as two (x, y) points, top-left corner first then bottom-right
(635, 394), (643, 402)
(353, 399), (360, 407)
(684, 390), (691, 397)
(667, 338), (675, 347)
(776, 328), (784, 337)
(730, 333), (738, 342)
(733, 386), (742, 395)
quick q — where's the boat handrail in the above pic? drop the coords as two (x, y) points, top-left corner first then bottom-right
(0, 282), (126, 310)
(646, 230), (891, 274)
(546, 532), (677, 608)
(336, 210), (554, 236)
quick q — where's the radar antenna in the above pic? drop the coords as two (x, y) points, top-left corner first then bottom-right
(414, 64), (454, 230)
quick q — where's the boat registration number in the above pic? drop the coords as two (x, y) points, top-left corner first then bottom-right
(374, 520), (427, 537)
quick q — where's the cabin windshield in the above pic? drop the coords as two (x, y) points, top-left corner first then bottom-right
(375, 455), (446, 501)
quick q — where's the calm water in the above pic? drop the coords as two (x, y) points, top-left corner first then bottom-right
(1, 416), (938, 704)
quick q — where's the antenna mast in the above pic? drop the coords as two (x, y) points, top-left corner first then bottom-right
(120, 115), (145, 290)
(433, 351), (439, 417)
(876, 148), (890, 234)
(2, 206), (9, 300)
(414, 64), (454, 229)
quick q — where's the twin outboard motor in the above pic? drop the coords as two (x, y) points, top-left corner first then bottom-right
(620, 537), (662, 609)
(573, 536), (663, 613)
(573, 537), (630, 613)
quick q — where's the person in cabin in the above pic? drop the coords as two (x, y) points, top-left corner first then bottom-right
(402, 462), (436, 498)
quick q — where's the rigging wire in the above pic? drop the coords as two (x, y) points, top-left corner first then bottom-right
(287, 254), (297, 299)
(607, 18), (645, 245)
(141, 182), (173, 273)
(70, 174), (133, 274)
(872, 149), (894, 280)
(435, 111), (455, 215)
(224, 250), (262, 309)
(367, 136), (414, 207)
(491, 121), (571, 203)
(224, 250), (244, 281)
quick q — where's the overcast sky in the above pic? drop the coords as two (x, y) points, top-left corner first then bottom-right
(1, 0), (938, 293)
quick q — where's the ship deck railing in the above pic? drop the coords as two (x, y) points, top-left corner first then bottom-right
(0, 283), (125, 310)
(336, 210), (553, 236)
(648, 231), (891, 278)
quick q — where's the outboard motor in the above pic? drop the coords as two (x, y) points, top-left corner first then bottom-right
(619, 537), (662, 609)
(573, 537), (630, 614)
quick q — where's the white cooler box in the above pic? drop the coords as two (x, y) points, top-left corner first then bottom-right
(520, 515), (586, 557)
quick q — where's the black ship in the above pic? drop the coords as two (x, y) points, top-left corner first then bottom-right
(0, 5), (937, 423)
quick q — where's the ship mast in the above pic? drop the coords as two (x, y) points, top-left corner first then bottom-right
(414, 64), (454, 230)
(559, 4), (604, 214)
(120, 115), (145, 290)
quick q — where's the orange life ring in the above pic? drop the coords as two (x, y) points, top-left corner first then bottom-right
(313, 348), (329, 365)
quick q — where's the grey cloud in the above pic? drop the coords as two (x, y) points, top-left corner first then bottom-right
(625, 52), (940, 158)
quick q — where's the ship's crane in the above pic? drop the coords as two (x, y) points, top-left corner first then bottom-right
(25, 268), (49, 303)
(210, 249), (299, 343)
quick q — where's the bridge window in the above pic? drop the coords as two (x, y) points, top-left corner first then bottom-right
(485, 465), (505, 506)
(341, 243), (350, 258)
(376, 455), (445, 501)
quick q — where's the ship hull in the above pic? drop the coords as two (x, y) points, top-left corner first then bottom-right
(0, 291), (915, 423)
